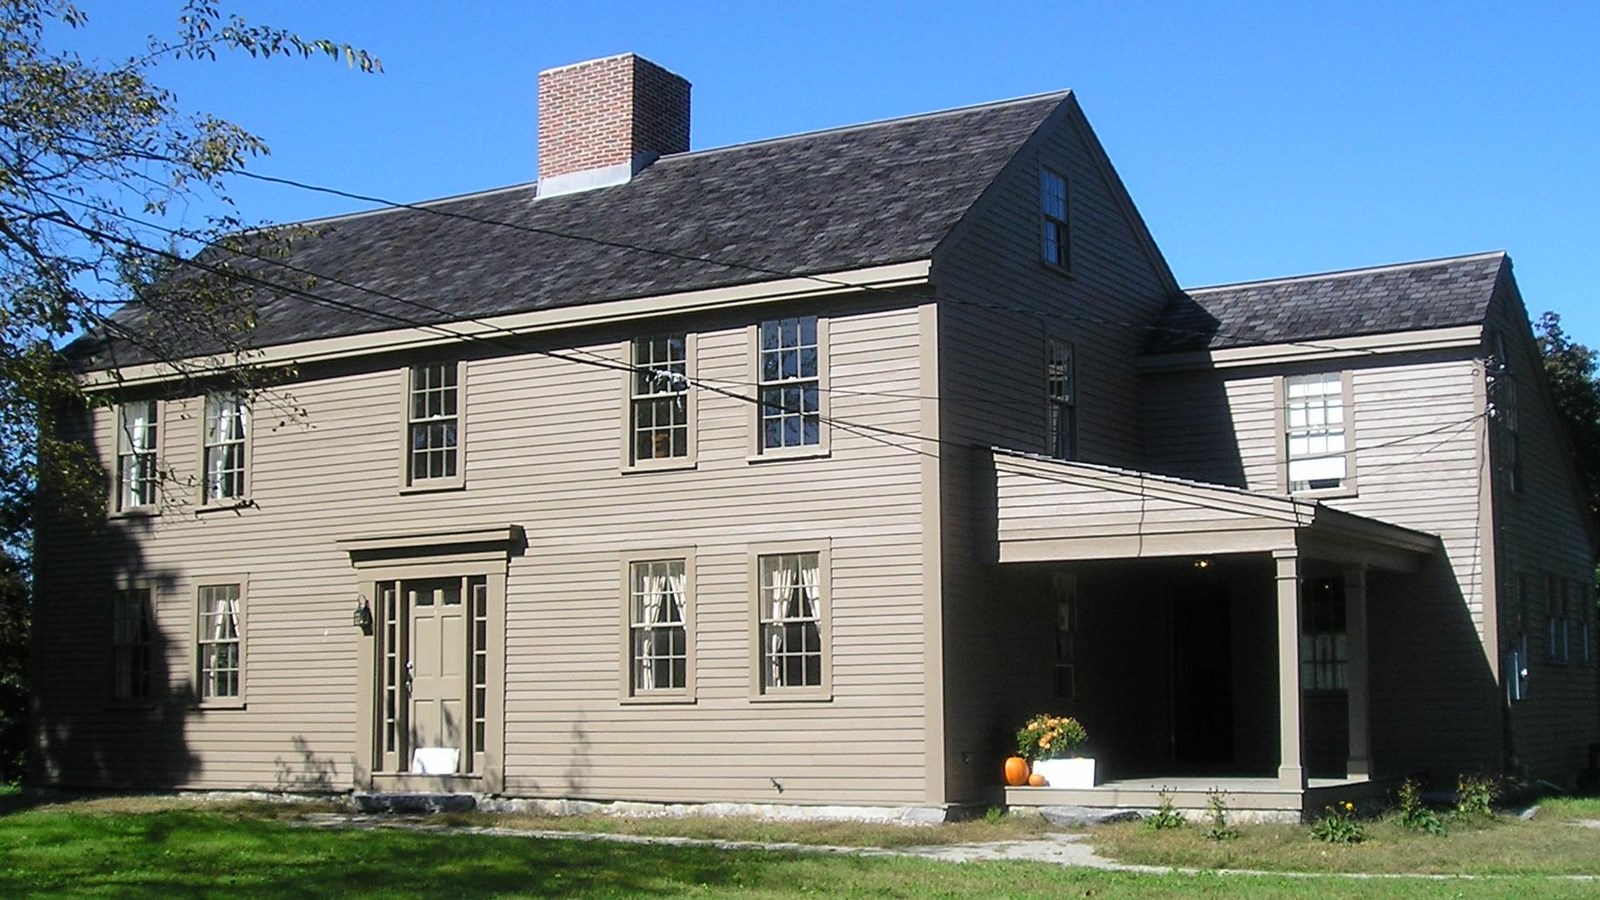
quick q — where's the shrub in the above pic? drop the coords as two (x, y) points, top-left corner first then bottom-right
(1454, 774), (1499, 822)
(1395, 778), (1446, 835)
(1310, 800), (1365, 844)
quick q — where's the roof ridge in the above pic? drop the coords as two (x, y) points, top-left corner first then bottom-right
(1184, 250), (1506, 294)
(652, 90), (1072, 165)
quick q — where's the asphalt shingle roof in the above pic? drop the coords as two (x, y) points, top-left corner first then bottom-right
(1144, 252), (1507, 354)
(77, 93), (1067, 367)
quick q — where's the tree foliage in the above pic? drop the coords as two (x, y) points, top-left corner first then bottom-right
(0, 0), (377, 783)
(1534, 311), (1600, 523)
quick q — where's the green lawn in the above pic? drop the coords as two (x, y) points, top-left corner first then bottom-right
(2, 799), (1599, 898)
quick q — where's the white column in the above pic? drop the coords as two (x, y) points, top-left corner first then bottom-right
(1275, 550), (1306, 789)
(1344, 564), (1371, 780)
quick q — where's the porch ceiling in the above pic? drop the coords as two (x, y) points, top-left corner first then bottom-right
(992, 449), (1438, 572)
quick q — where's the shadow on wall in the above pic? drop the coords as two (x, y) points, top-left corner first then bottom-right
(274, 735), (338, 792)
(29, 407), (200, 792)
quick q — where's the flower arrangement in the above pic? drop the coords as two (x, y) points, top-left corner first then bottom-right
(1015, 713), (1087, 761)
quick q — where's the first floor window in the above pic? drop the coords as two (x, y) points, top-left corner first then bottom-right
(1300, 576), (1347, 691)
(197, 583), (243, 701)
(203, 392), (248, 501)
(1052, 572), (1077, 699)
(112, 586), (153, 700)
(1286, 373), (1347, 492)
(116, 400), (159, 510)
(757, 552), (824, 691)
(628, 559), (689, 693)
(757, 316), (821, 451)
(408, 362), (459, 482)
(630, 335), (690, 463)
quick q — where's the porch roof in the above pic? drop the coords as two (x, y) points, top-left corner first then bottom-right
(992, 449), (1439, 572)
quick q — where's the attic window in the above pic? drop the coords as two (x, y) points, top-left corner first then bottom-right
(1040, 167), (1069, 270)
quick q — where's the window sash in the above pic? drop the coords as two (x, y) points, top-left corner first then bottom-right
(630, 335), (689, 462)
(1040, 168), (1069, 268)
(757, 317), (821, 450)
(203, 393), (248, 501)
(1047, 339), (1075, 460)
(408, 363), (459, 481)
(1286, 374), (1346, 491)
(757, 552), (823, 689)
(117, 401), (159, 509)
(197, 584), (242, 700)
(628, 559), (688, 692)
(112, 587), (153, 700)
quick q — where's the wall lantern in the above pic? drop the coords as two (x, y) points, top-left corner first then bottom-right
(1192, 557), (1212, 571)
(352, 596), (373, 634)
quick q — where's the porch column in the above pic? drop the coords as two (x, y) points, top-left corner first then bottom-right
(1274, 549), (1306, 789)
(1344, 564), (1371, 780)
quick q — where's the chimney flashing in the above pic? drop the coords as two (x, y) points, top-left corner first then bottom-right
(536, 53), (690, 198)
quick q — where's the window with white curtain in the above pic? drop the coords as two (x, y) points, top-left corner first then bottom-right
(1285, 372), (1348, 492)
(628, 559), (688, 693)
(116, 400), (159, 510)
(197, 583), (243, 701)
(757, 552), (825, 692)
(203, 392), (248, 502)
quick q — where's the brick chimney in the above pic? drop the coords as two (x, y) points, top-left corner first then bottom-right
(536, 53), (691, 197)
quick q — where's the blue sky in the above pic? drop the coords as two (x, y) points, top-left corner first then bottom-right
(68, 1), (1600, 346)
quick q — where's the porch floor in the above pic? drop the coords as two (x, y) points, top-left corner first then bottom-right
(1003, 775), (1391, 820)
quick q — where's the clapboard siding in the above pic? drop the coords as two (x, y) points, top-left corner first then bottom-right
(1483, 285), (1600, 785)
(33, 294), (936, 804)
(929, 98), (1176, 801)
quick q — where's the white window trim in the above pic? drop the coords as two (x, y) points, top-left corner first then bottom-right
(398, 360), (467, 492)
(194, 577), (247, 709)
(747, 315), (830, 461)
(619, 333), (698, 472)
(112, 400), (162, 515)
(747, 540), (832, 701)
(1275, 370), (1358, 497)
(617, 548), (697, 703)
(198, 392), (252, 510)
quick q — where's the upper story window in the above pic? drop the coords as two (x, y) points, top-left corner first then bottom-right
(1047, 338), (1076, 460)
(1039, 167), (1070, 270)
(112, 585), (153, 700)
(1492, 334), (1522, 494)
(1285, 372), (1349, 493)
(406, 362), (460, 486)
(757, 316), (822, 452)
(116, 400), (159, 511)
(197, 582), (243, 703)
(630, 335), (691, 464)
(203, 392), (248, 503)
(625, 557), (692, 698)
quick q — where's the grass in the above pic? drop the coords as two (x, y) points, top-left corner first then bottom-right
(2, 796), (1599, 897)
(1089, 796), (1600, 876)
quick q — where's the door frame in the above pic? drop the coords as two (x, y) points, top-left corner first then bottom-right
(342, 526), (519, 793)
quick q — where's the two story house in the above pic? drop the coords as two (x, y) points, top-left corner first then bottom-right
(34, 53), (1597, 819)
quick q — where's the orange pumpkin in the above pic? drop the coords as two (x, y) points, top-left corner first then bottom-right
(1003, 756), (1030, 786)
(1028, 773), (1046, 787)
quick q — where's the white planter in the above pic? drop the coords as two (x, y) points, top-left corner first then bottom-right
(1032, 756), (1095, 789)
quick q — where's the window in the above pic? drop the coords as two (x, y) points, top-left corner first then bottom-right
(1047, 338), (1076, 460)
(624, 558), (692, 698)
(1492, 333), (1522, 493)
(116, 401), (159, 510)
(203, 392), (248, 502)
(629, 335), (691, 464)
(1285, 373), (1349, 493)
(1300, 577), (1348, 691)
(1039, 167), (1069, 270)
(112, 586), (153, 700)
(197, 583), (243, 702)
(756, 316), (822, 452)
(1547, 574), (1571, 664)
(1506, 574), (1530, 702)
(755, 550), (828, 695)
(406, 362), (460, 485)
(1052, 572), (1077, 699)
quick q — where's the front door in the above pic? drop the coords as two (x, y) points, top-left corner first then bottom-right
(375, 575), (487, 776)
(1171, 584), (1234, 766)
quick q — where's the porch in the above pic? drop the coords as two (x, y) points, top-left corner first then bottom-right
(985, 450), (1441, 815)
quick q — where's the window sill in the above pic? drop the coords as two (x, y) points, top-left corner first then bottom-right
(621, 458), (697, 475)
(748, 689), (833, 703)
(1038, 258), (1074, 280)
(399, 479), (466, 495)
(1288, 486), (1359, 501)
(620, 693), (697, 705)
(195, 499), (254, 516)
(110, 507), (160, 520)
(194, 701), (247, 711)
(747, 448), (830, 465)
